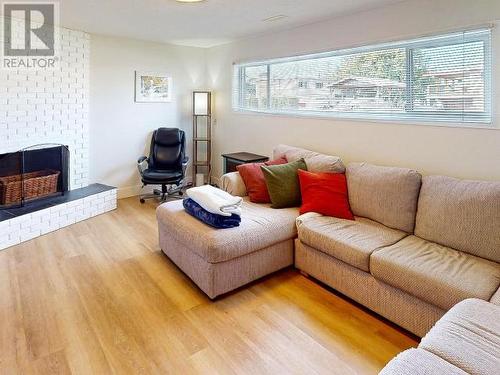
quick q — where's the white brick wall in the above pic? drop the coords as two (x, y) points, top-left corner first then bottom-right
(0, 18), (117, 252)
(0, 189), (117, 251)
(0, 18), (90, 190)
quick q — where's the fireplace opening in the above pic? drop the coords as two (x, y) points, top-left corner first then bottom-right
(0, 144), (69, 209)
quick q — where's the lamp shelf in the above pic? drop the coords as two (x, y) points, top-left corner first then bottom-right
(192, 91), (212, 186)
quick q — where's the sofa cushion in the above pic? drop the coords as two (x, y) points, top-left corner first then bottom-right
(491, 287), (500, 305)
(273, 144), (345, 173)
(420, 299), (500, 375)
(261, 158), (307, 208)
(370, 236), (500, 310)
(156, 198), (299, 263)
(346, 163), (421, 233)
(415, 175), (500, 263)
(236, 157), (287, 203)
(380, 348), (467, 375)
(298, 170), (354, 220)
(296, 214), (406, 272)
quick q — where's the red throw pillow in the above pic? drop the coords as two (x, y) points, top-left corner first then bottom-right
(237, 157), (287, 203)
(298, 169), (354, 220)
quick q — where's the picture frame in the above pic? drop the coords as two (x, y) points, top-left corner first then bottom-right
(135, 71), (172, 103)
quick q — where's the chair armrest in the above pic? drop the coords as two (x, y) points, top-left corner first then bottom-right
(181, 156), (189, 176)
(220, 172), (247, 197)
(137, 156), (148, 175)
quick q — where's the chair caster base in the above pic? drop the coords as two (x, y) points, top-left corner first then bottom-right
(139, 183), (185, 204)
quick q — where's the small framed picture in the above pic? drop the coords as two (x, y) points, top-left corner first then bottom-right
(135, 71), (172, 103)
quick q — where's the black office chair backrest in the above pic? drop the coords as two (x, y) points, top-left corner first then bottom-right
(149, 128), (186, 170)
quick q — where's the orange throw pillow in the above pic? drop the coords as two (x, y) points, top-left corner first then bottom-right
(237, 157), (287, 203)
(298, 169), (354, 220)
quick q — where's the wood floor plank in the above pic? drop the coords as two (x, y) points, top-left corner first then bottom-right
(64, 254), (158, 374)
(34, 350), (72, 375)
(0, 197), (418, 374)
(251, 274), (413, 371)
(50, 269), (113, 375)
(134, 252), (208, 312)
(111, 290), (198, 374)
(189, 347), (236, 375)
(184, 302), (285, 375)
(15, 246), (65, 360)
(0, 251), (35, 375)
(214, 291), (344, 375)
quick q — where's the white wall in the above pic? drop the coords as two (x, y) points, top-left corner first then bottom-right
(206, 0), (500, 181)
(89, 34), (206, 198)
(0, 18), (90, 190)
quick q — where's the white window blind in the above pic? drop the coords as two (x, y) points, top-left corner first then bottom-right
(232, 28), (492, 125)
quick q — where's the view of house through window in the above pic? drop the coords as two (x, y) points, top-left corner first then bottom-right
(233, 29), (491, 124)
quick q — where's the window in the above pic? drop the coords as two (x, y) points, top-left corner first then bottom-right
(240, 65), (268, 110)
(233, 29), (492, 125)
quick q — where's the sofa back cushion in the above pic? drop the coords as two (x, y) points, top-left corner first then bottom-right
(346, 163), (422, 233)
(236, 157), (287, 203)
(298, 170), (354, 220)
(415, 176), (500, 263)
(273, 144), (345, 173)
(261, 159), (308, 208)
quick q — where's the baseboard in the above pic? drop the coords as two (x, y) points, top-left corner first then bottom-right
(117, 179), (194, 199)
(117, 185), (153, 199)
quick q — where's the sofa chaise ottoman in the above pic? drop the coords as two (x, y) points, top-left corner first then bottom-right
(156, 197), (299, 299)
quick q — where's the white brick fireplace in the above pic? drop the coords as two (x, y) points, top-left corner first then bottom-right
(0, 188), (117, 249)
(0, 23), (90, 188)
(0, 21), (117, 251)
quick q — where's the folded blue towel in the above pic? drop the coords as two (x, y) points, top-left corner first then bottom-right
(183, 198), (241, 229)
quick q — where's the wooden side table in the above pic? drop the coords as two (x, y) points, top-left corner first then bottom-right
(222, 152), (269, 173)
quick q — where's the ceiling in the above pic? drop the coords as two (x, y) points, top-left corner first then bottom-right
(59, 0), (406, 48)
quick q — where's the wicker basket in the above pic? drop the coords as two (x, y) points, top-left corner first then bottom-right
(0, 169), (60, 205)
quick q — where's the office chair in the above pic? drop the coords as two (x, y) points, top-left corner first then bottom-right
(137, 128), (189, 203)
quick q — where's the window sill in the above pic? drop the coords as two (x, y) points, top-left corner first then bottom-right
(231, 109), (497, 131)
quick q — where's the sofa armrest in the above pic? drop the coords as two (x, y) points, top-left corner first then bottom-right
(220, 172), (247, 197)
(296, 212), (323, 228)
(490, 286), (500, 306)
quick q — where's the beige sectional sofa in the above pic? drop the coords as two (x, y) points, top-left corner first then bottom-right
(156, 145), (500, 340)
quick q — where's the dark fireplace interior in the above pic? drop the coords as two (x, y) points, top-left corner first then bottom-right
(0, 145), (69, 209)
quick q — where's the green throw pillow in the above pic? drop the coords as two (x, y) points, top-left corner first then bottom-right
(261, 158), (308, 208)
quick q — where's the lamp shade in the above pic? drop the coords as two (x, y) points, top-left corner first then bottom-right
(194, 91), (210, 115)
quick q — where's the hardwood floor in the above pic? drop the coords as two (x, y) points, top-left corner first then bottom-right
(0, 197), (418, 374)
